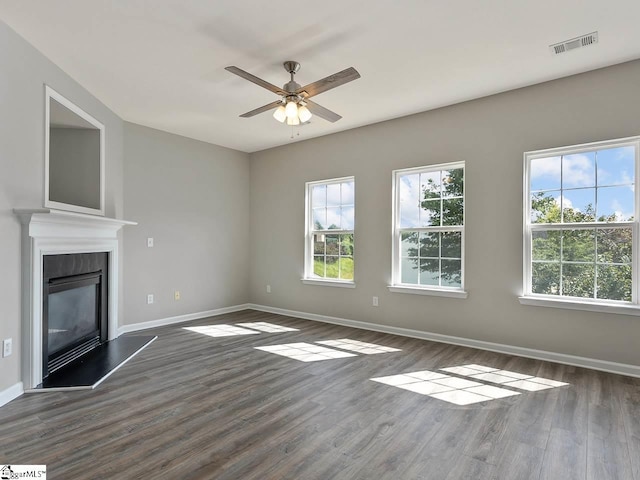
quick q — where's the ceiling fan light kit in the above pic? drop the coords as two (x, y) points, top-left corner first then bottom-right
(298, 105), (312, 123)
(225, 60), (361, 126)
(273, 105), (287, 123)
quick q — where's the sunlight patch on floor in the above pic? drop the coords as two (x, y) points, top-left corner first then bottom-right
(236, 322), (299, 333)
(440, 364), (570, 391)
(371, 370), (520, 405)
(316, 339), (400, 354)
(255, 343), (357, 362)
(183, 325), (260, 338)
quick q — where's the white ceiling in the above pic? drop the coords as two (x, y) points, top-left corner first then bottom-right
(1, 1), (640, 153)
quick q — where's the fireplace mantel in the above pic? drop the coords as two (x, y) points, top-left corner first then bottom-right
(14, 208), (136, 389)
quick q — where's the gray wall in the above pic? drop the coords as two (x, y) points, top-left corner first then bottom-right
(249, 59), (640, 367)
(0, 20), (124, 392)
(123, 123), (250, 325)
(49, 127), (101, 210)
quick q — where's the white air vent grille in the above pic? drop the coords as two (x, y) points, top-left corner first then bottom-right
(550, 32), (598, 55)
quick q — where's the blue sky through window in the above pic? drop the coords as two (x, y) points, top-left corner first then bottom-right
(531, 146), (635, 221)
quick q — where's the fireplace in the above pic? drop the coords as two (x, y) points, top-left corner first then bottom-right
(14, 208), (136, 389)
(43, 253), (108, 377)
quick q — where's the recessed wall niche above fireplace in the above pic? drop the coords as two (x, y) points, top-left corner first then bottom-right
(45, 86), (105, 216)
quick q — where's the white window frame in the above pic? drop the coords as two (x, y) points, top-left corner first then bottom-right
(389, 162), (467, 298)
(520, 136), (640, 315)
(303, 176), (356, 288)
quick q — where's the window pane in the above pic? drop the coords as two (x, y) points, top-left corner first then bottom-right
(327, 183), (341, 206)
(341, 181), (355, 205)
(562, 264), (595, 298)
(396, 165), (465, 290)
(313, 208), (327, 230)
(399, 174), (420, 228)
(531, 191), (560, 224)
(562, 229), (595, 262)
(597, 146), (635, 187)
(442, 198), (463, 226)
(341, 206), (355, 230)
(326, 207), (341, 229)
(532, 263), (560, 295)
(308, 178), (355, 282)
(532, 230), (561, 261)
(325, 234), (339, 256)
(401, 257), (419, 284)
(313, 256), (325, 277)
(340, 234), (354, 256)
(597, 264), (632, 302)
(339, 257), (354, 280)
(441, 260), (462, 287)
(597, 186), (634, 222)
(563, 152), (595, 188)
(419, 232), (439, 258)
(326, 256), (339, 278)
(420, 171), (441, 199)
(597, 228), (632, 264)
(419, 259), (439, 286)
(562, 188), (595, 222)
(442, 168), (464, 198)
(530, 156), (561, 191)
(421, 199), (441, 227)
(441, 231), (461, 258)
(313, 235), (325, 255)
(401, 232), (419, 257)
(312, 185), (326, 208)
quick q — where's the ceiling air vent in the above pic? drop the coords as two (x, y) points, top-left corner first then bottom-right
(550, 31), (598, 55)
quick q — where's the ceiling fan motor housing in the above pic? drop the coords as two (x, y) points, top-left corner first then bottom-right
(283, 61), (302, 93)
(283, 82), (301, 94)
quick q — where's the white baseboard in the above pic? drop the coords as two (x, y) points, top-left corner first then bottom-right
(118, 303), (251, 335)
(0, 382), (24, 407)
(247, 303), (640, 378)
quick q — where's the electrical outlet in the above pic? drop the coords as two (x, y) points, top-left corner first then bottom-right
(372, 296), (379, 307)
(266, 285), (271, 293)
(147, 294), (154, 304)
(3, 338), (12, 358)
(147, 237), (154, 248)
(174, 290), (181, 301)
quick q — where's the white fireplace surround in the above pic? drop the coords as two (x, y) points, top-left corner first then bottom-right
(14, 209), (136, 389)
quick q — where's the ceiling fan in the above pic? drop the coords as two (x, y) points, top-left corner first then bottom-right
(225, 61), (360, 125)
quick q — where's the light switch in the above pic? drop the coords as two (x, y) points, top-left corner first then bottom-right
(147, 238), (154, 248)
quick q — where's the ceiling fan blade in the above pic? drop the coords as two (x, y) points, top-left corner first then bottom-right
(239, 100), (283, 118)
(297, 67), (360, 98)
(225, 66), (286, 95)
(304, 99), (342, 122)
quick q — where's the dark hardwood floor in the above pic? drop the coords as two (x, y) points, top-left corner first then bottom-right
(1, 309), (639, 479)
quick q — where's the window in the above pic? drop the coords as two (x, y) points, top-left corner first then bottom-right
(523, 137), (639, 305)
(304, 177), (355, 285)
(390, 163), (465, 295)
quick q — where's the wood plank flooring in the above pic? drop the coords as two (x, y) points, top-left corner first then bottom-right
(1, 309), (639, 479)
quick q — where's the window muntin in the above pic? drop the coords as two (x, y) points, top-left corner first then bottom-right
(393, 163), (465, 290)
(306, 178), (355, 282)
(525, 139), (638, 303)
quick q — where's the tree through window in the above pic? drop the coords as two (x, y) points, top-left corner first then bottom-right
(305, 177), (355, 283)
(392, 163), (465, 291)
(525, 138), (638, 302)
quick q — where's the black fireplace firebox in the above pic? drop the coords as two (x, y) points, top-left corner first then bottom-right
(43, 253), (108, 378)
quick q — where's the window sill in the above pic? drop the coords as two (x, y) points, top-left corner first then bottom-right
(387, 285), (468, 298)
(518, 295), (640, 316)
(301, 278), (356, 288)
